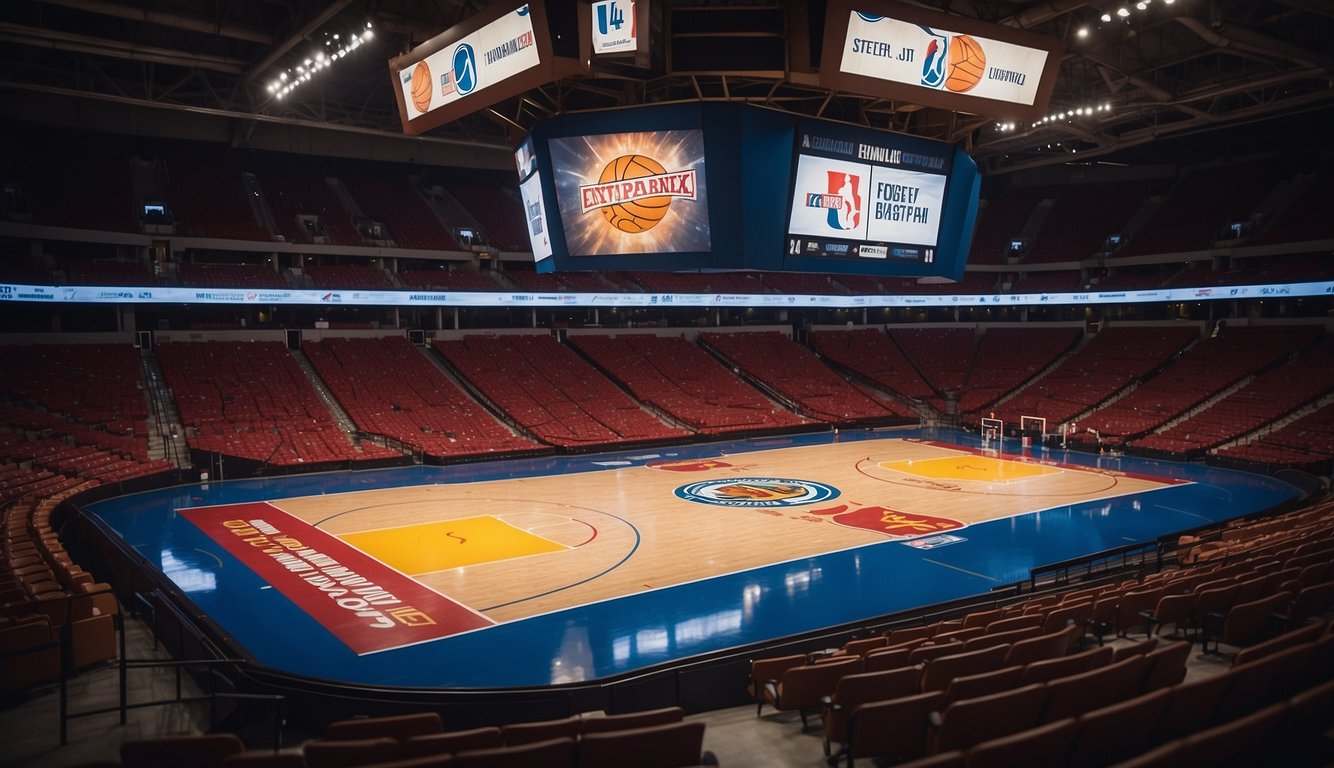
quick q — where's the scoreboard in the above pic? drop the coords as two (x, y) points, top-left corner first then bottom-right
(516, 103), (980, 280)
(785, 119), (953, 267)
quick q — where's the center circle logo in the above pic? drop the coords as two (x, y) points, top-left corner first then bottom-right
(674, 478), (840, 507)
(452, 43), (477, 95)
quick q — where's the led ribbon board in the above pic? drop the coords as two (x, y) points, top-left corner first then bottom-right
(3, 281), (1331, 307)
(821, 0), (1063, 121)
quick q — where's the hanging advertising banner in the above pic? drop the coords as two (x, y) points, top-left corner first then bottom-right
(820, 0), (1063, 121)
(389, 1), (589, 135)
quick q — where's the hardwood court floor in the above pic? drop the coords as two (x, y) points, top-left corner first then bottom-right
(269, 437), (1184, 623)
(89, 428), (1299, 688)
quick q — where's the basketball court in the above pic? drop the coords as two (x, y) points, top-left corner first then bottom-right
(88, 427), (1299, 688)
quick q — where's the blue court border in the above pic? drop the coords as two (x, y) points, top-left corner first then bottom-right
(87, 428), (1300, 688)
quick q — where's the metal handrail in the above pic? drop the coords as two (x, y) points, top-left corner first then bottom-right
(56, 590), (286, 749)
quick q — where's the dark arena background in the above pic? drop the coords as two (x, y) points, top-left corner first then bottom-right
(1, 0), (1333, 766)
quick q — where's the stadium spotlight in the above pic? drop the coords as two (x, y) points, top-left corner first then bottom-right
(264, 21), (376, 101)
(1136, 1), (1148, 10)
(1101, 12), (1112, 21)
(1077, 26), (1089, 38)
(1117, 7), (1130, 16)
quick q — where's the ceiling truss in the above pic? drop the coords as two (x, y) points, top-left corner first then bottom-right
(1, 0), (1329, 174)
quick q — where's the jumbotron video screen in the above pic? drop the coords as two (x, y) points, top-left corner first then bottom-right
(549, 130), (711, 257)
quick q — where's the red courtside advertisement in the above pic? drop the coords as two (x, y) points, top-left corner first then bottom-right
(549, 129), (711, 256)
(181, 502), (493, 654)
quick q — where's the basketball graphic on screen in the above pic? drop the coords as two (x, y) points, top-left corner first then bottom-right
(410, 60), (433, 114)
(944, 35), (986, 93)
(598, 154), (672, 233)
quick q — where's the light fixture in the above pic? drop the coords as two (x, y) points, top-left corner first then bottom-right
(1117, 7), (1130, 16)
(263, 22), (376, 101)
(1077, 26), (1089, 38)
(1101, 12), (1112, 21)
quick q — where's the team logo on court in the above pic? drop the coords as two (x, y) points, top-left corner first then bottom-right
(810, 503), (965, 538)
(648, 458), (734, 472)
(674, 478), (839, 507)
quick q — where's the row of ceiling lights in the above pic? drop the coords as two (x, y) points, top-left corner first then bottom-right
(993, 103), (1114, 132)
(1068, 0), (1180, 42)
(1100, 0), (1177, 24)
(994, 1), (1181, 133)
(267, 22), (375, 99)
(998, 0), (1183, 147)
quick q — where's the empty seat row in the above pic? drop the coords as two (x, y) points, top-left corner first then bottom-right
(846, 622), (1332, 766)
(115, 708), (715, 768)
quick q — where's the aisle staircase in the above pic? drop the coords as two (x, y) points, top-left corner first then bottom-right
(139, 348), (189, 467)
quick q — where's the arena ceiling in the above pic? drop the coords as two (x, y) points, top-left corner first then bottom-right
(2, 0), (1331, 174)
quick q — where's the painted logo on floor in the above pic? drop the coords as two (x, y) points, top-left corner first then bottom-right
(180, 502), (493, 654)
(810, 503), (966, 538)
(674, 478), (839, 507)
(648, 458), (735, 472)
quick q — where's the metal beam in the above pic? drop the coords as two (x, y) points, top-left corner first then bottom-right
(35, 0), (275, 45)
(0, 78), (511, 153)
(1174, 16), (1334, 72)
(0, 21), (247, 74)
(1271, 0), (1334, 21)
(980, 88), (1334, 174)
(1080, 50), (1176, 102)
(241, 0), (356, 85)
(1001, 0), (1089, 29)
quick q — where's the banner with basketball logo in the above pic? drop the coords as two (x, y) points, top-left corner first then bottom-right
(839, 12), (1049, 106)
(396, 5), (542, 120)
(549, 130), (711, 256)
(819, 0), (1063, 121)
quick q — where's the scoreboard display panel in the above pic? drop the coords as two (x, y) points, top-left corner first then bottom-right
(514, 136), (554, 261)
(517, 103), (978, 279)
(786, 120), (952, 265)
(549, 129), (711, 256)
